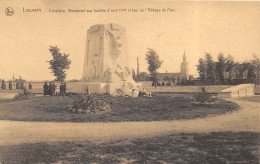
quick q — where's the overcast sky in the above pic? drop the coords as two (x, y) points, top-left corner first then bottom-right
(0, 0), (260, 81)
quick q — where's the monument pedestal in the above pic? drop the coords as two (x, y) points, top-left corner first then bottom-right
(81, 82), (142, 96)
(83, 82), (125, 95)
(85, 82), (109, 94)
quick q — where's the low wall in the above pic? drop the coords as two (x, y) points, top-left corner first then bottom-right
(219, 84), (255, 98)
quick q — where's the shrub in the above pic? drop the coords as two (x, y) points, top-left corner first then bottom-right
(193, 92), (212, 103)
(193, 87), (216, 103)
(14, 89), (35, 99)
(71, 95), (111, 114)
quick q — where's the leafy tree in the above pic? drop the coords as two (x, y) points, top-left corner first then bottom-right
(145, 48), (163, 87)
(251, 54), (260, 79)
(197, 58), (206, 83)
(230, 55), (259, 80)
(224, 55), (234, 82)
(205, 53), (215, 84)
(235, 62), (253, 79)
(242, 62), (255, 79)
(48, 46), (71, 82)
(216, 53), (226, 84)
(215, 53), (235, 84)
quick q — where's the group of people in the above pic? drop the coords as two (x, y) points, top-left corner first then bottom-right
(43, 82), (67, 96)
(152, 81), (171, 87)
(43, 82), (56, 96)
(1, 80), (32, 90)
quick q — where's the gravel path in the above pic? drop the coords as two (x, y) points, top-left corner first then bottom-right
(0, 98), (259, 146)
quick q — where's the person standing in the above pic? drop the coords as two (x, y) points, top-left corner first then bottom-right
(48, 82), (53, 95)
(53, 83), (56, 95)
(29, 83), (32, 90)
(20, 82), (24, 89)
(1, 80), (6, 89)
(63, 82), (66, 95)
(59, 82), (63, 95)
(60, 82), (64, 95)
(43, 82), (48, 96)
(9, 81), (12, 90)
(16, 82), (19, 89)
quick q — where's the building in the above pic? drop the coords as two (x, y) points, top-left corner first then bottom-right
(157, 51), (189, 82)
(180, 51), (189, 79)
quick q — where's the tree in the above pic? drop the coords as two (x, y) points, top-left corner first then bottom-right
(197, 58), (206, 83)
(48, 46), (71, 82)
(251, 54), (260, 79)
(215, 53), (234, 84)
(216, 53), (226, 84)
(145, 48), (163, 87)
(224, 55), (234, 83)
(235, 62), (253, 79)
(205, 53), (216, 85)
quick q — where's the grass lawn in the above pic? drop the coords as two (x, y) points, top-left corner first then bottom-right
(0, 132), (258, 163)
(0, 94), (238, 122)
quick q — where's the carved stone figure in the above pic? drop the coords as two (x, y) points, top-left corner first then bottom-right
(82, 24), (139, 97)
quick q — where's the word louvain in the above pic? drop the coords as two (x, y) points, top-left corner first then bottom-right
(23, 7), (41, 12)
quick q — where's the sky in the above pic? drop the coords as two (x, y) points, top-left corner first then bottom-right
(0, 0), (260, 81)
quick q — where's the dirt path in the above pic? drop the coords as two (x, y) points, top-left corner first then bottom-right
(0, 98), (259, 146)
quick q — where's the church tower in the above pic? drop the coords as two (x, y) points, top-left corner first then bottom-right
(180, 51), (189, 79)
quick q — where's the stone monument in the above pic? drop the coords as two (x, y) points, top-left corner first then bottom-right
(82, 23), (139, 96)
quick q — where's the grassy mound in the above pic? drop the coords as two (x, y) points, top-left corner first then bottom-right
(0, 94), (238, 122)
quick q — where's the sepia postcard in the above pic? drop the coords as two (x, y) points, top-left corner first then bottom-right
(0, 0), (259, 163)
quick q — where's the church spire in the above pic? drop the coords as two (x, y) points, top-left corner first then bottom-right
(183, 51), (186, 62)
(180, 51), (189, 80)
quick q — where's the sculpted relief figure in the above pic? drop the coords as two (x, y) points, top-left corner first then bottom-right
(83, 24), (133, 83)
(82, 24), (139, 97)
